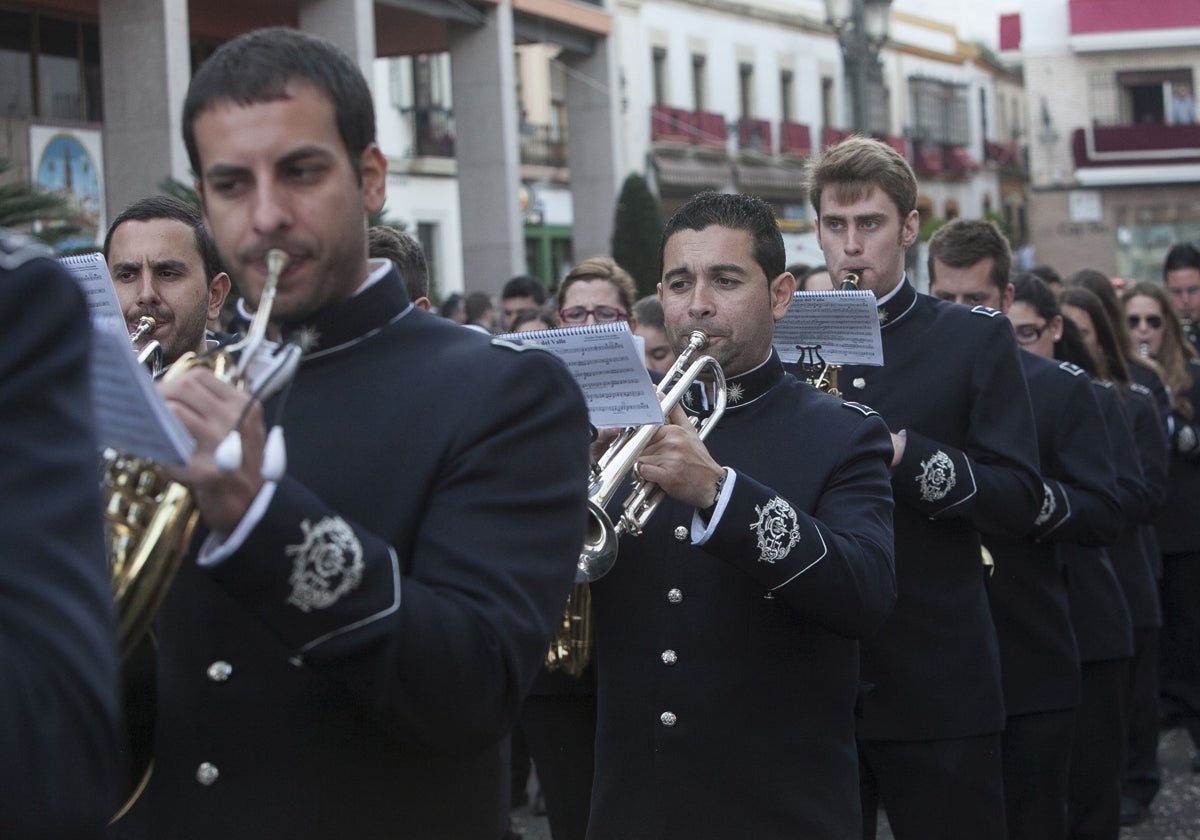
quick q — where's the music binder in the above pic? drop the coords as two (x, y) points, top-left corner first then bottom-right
(494, 321), (664, 428)
(58, 252), (195, 465)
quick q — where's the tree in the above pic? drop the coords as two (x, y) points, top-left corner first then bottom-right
(0, 158), (83, 249)
(610, 173), (663, 298)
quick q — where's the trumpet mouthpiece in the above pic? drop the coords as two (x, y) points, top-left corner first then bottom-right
(266, 248), (289, 277)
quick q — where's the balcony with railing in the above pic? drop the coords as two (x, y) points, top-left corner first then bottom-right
(648, 104), (727, 150)
(520, 123), (568, 168)
(411, 105), (455, 158)
(737, 118), (773, 154)
(779, 122), (812, 157)
(1072, 124), (1200, 168)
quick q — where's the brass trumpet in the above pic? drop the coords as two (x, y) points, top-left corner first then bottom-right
(130, 315), (163, 375)
(576, 330), (727, 583)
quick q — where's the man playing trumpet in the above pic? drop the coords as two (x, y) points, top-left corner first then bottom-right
(586, 191), (896, 839)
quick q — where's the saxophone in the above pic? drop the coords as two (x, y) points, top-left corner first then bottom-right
(105, 249), (291, 819)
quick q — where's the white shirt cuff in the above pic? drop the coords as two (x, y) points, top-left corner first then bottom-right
(197, 480), (279, 567)
(691, 467), (736, 544)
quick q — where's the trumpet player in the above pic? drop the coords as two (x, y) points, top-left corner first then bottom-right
(111, 27), (590, 840)
(810, 137), (1043, 840)
(103, 195), (231, 366)
(586, 191), (896, 839)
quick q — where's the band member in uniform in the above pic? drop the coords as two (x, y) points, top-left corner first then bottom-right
(587, 191), (896, 839)
(0, 229), (123, 837)
(927, 220), (1122, 839)
(1163, 243), (1200, 355)
(104, 195), (232, 365)
(112, 27), (590, 839)
(809, 137), (1043, 840)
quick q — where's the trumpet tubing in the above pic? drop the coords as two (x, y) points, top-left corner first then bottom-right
(576, 330), (727, 583)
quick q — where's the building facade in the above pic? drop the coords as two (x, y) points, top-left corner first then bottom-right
(1007, 0), (1200, 281)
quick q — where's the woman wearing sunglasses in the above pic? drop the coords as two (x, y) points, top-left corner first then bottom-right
(1123, 280), (1200, 782)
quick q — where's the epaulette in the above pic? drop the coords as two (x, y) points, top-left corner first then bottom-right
(1057, 361), (1086, 377)
(490, 336), (553, 355)
(842, 400), (879, 417)
(0, 228), (53, 271)
(1095, 379), (1115, 390)
(970, 305), (1003, 318)
(1129, 383), (1152, 396)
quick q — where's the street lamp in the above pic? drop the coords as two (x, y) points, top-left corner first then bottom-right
(824, 0), (892, 135)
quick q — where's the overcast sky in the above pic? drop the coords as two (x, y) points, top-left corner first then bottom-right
(891, 0), (1020, 47)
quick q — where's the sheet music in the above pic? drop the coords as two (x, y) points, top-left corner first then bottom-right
(495, 322), (664, 428)
(774, 290), (885, 366)
(59, 252), (196, 464)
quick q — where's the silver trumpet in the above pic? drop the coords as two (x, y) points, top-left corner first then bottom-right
(130, 315), (163, 375)
(577, 330), (727, 583)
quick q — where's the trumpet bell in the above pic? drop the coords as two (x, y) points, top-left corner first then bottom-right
(577, 501), (618, 583)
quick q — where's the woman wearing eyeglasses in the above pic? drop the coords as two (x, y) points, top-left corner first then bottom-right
(556, 256), (639, 330)
(1123, 280), (1200, 782)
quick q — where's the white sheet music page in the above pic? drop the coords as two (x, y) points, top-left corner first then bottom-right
(58, 252), (196, 464)
(773, 289), (885, 366)
(495, 321), (664, 429)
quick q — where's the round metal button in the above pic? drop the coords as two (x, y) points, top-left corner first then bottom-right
(852, 377), (866, 390)
(660, 711), (677, 727)
(196, 762), (219, 786)
(206, 661), (232, 682)
(661, 649), (678, 665)
(673, 526), (688, 542)
(667, 588), (683, 604)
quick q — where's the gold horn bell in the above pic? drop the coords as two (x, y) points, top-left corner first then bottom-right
(104, 248), (290, 820)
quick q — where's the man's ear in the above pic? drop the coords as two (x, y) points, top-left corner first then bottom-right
(208, 272), (232, 321)
(770, 271), (797, 321)
(360, 144), (387, 214)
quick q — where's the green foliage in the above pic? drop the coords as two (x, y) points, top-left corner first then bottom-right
(610, 173), (663, 298)
(0, 158), (83, 248)
(919, 215), (946, 242)
(984, 209), (1014, 247)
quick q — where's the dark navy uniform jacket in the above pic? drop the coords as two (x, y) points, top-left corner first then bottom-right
(121, 266), (591, 840)
(2, 234), (122, 837)
(840, 279), (1043, 741)
(985, 353), (1120, 717)
(588, 352), (895, 840)
(1155, 359), (1200, 556)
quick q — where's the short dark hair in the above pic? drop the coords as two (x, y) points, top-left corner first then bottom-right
(103, 194), (224, 284)
(1164, 242), (1200, 277)
(1028, 264), (1063, 287)
(632, 294), (665, 330)
(501, 275), (546, 305)
(1011, 272), (1059, 323)
(927, 218), (1012, 293)
(807, 135), (918, 219)
(439, 292), (463, 320)
(464, 291), (494, 323)
(183, 27), (376, 182)
(368, 226), (428, 301)
(660, 192), (785, 282)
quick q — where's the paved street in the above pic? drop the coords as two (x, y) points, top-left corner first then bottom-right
(511, 727), (1200, 839)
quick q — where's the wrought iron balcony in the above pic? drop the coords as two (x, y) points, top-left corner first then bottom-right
(520, 123), (568, 168)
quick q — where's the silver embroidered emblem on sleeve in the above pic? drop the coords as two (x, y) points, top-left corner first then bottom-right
(751, 497), (802, 564)
(917, 451), (957, 502)
(285, 517), (365, 612)
(1035, 482), (1056, 526)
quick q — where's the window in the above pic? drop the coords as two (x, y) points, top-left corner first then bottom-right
(652, 47), (667, 106)
(909, 76), (970, 145)
(692, 54), (706, 112)
(738, 63), (754, 119)
(781, 70), (794, 124)
(0, 11), (101, 121)
(1091, 69), (1195, 126)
